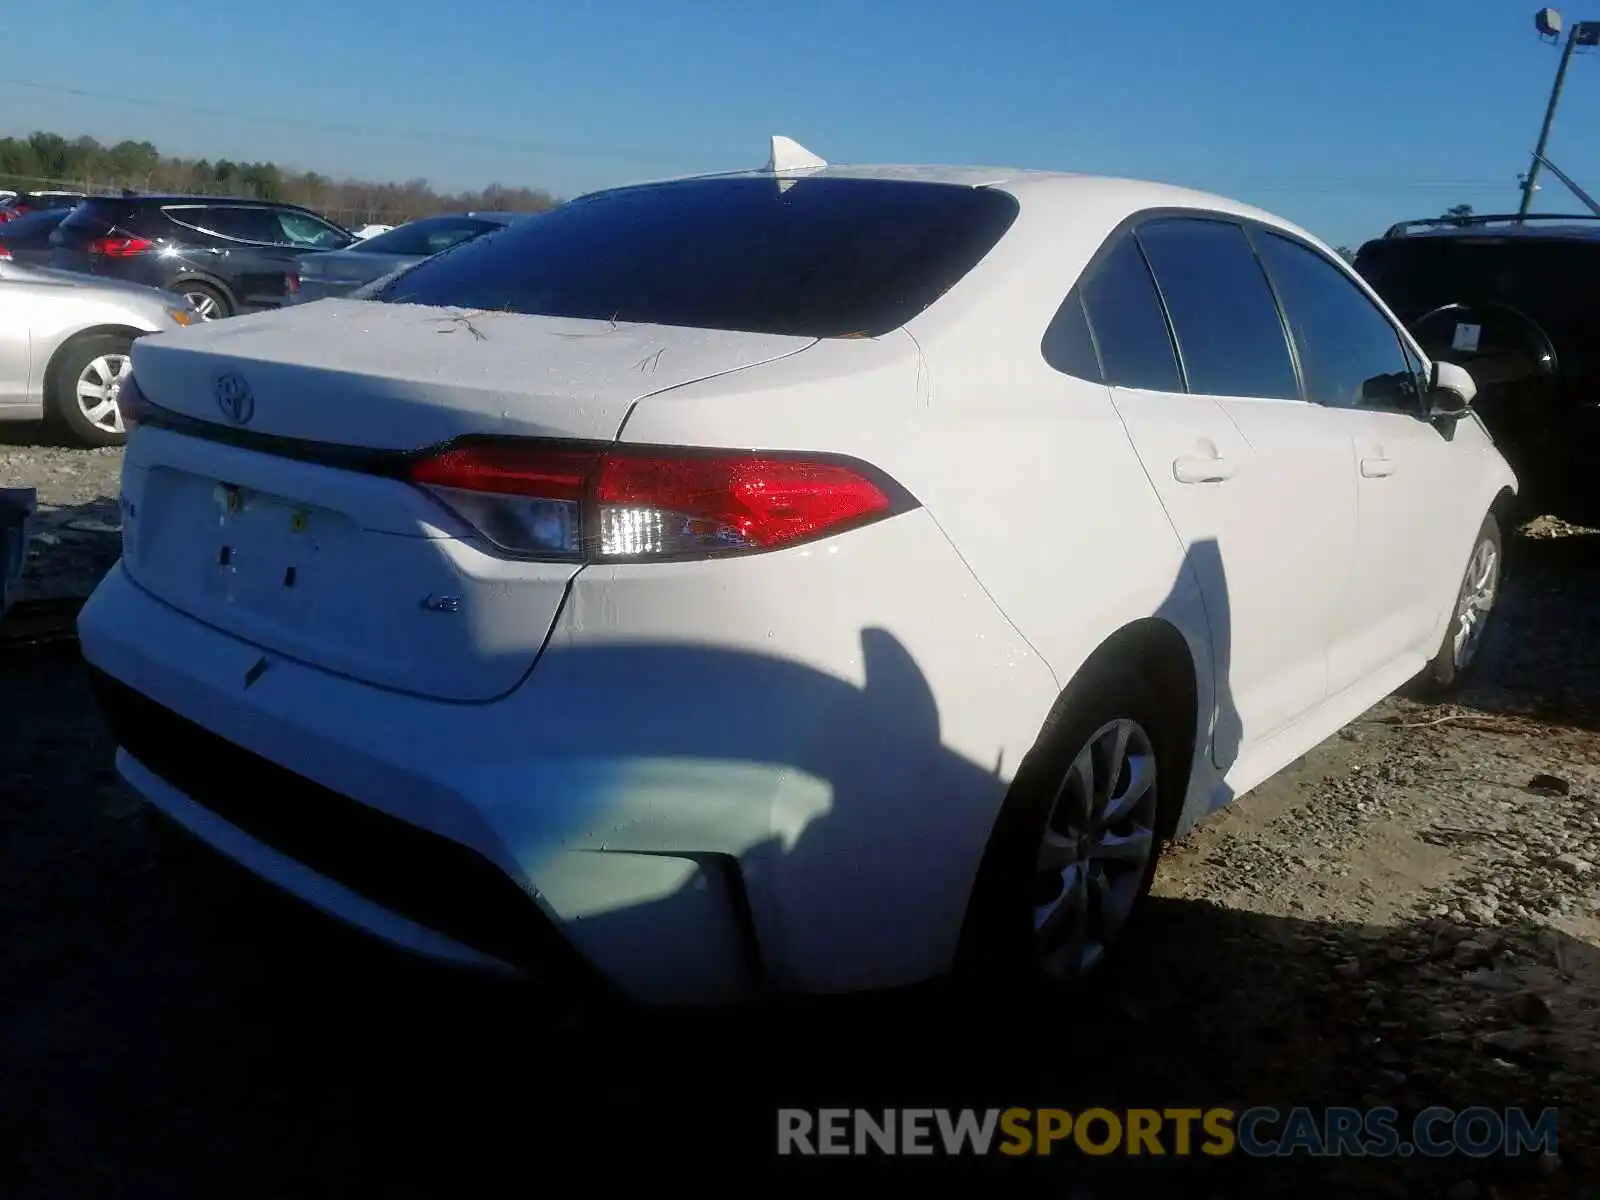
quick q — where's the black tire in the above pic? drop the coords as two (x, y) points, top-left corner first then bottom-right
(955, 655), (1181, 1000)
(173, 280), (230, 321)
(45, 333), (134, 448)
(1415, 512), (1503, 698)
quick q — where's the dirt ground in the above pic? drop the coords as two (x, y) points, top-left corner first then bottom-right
(3, 427), (1598, 1198)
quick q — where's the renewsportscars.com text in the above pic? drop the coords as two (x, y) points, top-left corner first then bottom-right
(777, 1106), (1559, 1158)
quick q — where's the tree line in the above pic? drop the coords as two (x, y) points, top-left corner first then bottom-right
(0, 130), (560, 227)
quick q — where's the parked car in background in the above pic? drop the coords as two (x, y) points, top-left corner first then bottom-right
(0, 190), (86, 223)
(1354, 213), (1600, 526)
(80, 141), (1516, 1007)
(286, 212), (527, 303)
(49, 195), (355, 321)
(0, 258), (198, 446)
(0, 208), (71, 267)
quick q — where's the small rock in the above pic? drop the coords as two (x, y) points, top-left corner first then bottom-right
(1480, 1027), (1540, 1054)
(1427, 1008), (1466, 1032)
(1461, 968), (1520, 992)
(1551, 853), (1593, 877)
(1333, 958), (1368, 981)
(1452, 939), (1494, 969)
(1365, 996), (1386, 1015)
(1506, 991), (1552, 1025)
(1484, 1056), (1527, 1076)
(1528, 773), (1571, 796)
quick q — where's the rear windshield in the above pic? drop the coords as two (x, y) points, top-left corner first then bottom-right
(356, 216), (506, 257)
(373, 177), (1021, 337)
(57, 199), (130, 235)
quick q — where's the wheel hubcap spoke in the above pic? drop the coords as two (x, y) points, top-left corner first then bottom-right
(1037, 828), (1079, 872)
(1094, 825), (1155, 865)
(1100, 752), (1156, 829)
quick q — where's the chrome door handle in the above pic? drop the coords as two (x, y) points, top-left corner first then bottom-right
(1173, 455), (1239, 484)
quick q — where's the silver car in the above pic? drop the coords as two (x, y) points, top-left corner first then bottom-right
(286, 212), (528, 304)
(0, 261), (200, 447)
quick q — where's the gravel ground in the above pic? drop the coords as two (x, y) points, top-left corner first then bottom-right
(3, 431), (1599, 1197)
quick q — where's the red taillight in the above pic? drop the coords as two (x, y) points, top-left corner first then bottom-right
(0, 245), (10, 259)
(87, 235), (153, 258)
(405, 441), (908, 560)
(285, 270), (300, 294)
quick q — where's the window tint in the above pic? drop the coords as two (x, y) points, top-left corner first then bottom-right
(374, 178), (1020, 338)
(174, 206), (281, 244)
(1135, 218), (1299, 399)
(1254, 231), (1420, 411)
(357, 216), (503, 257)
(275, 210), (350, 248)
(1077, 234), (1182, 391)
(1040, 288), (1101, 380)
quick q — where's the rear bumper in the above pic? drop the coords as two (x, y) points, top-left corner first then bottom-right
(78, 511), (1059, 1004)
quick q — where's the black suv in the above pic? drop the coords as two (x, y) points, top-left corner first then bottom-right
(50, 195), (355, 320)
(1354, 214), (1600, 525)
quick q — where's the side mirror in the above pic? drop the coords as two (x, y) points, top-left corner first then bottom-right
(1426, 360), (1476, 418)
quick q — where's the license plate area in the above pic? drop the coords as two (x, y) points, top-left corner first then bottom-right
(204, 482), (350, 619)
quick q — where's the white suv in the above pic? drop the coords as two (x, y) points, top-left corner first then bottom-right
(79, 144), (1515, 1005)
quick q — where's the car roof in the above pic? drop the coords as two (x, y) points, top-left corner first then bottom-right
(590, 162), (1315, 238)
(86, 194), (320, 211)
(1372, 214), (1600, 243)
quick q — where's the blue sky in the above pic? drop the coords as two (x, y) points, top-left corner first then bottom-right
(2, 0), (1595, 246)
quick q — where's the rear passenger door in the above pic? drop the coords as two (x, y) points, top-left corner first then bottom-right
(1082, 217), (1357, 765)
(1251, 229), (1460, 692)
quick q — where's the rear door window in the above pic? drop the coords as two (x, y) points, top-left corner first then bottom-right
(1135, 217), (1300, 400)
(1253, 230), (1421, 412)
(1072, 233), (1183, 391)
(374, 177), (1021, 338)
(180, 206), (284, 244)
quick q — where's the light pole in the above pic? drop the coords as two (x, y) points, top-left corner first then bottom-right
(1519, 9), (1600, 218)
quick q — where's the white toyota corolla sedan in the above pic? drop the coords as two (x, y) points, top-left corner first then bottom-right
(78, 139), (1516, 1005)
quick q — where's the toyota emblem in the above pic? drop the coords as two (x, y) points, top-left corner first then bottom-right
(215, 372), (255, 424)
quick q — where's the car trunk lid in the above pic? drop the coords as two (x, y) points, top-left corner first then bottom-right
(120, 301), (817, 700)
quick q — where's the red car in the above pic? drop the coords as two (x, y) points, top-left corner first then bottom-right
(0, 190), (85, 224)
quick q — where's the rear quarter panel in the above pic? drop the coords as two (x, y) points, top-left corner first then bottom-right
(620, 181), (1220, 829)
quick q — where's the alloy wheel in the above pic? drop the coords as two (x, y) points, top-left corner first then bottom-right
(1033, 717), (1159, 981)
